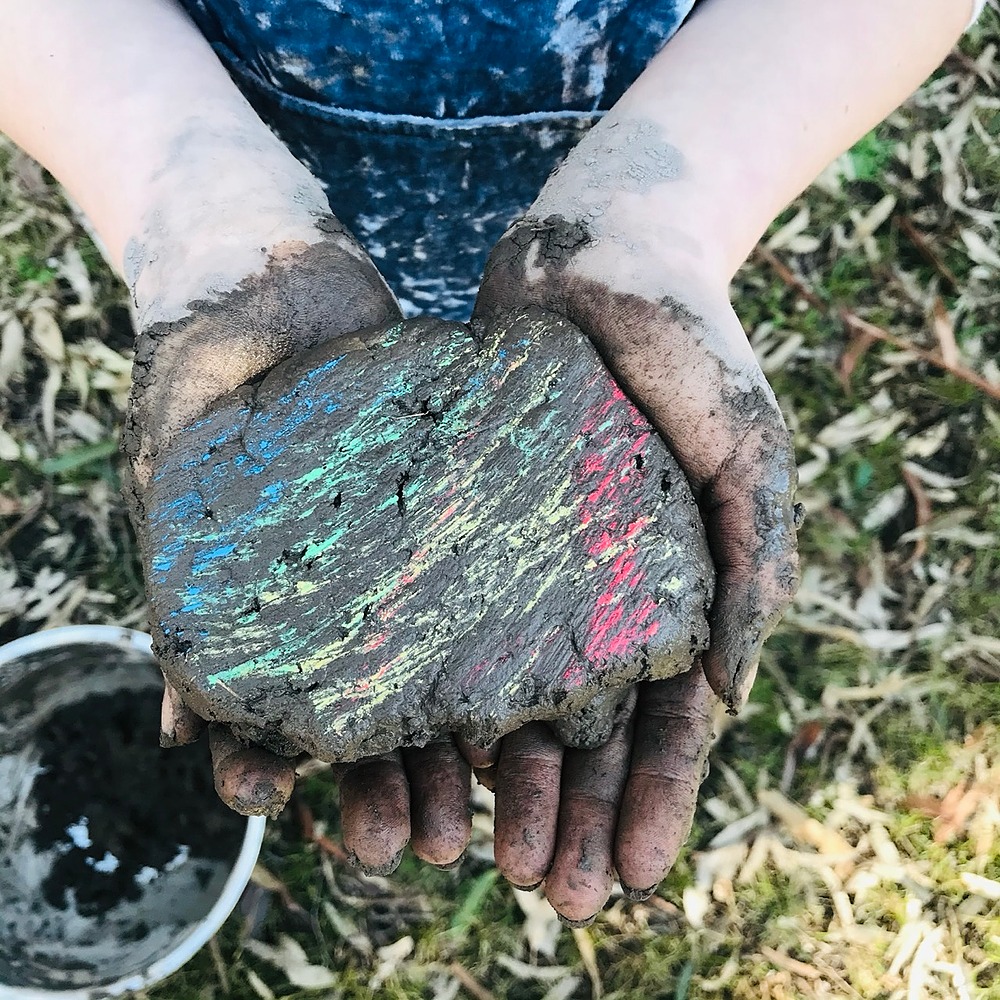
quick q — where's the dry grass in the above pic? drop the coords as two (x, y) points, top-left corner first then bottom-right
(1, 13), (999, 1000)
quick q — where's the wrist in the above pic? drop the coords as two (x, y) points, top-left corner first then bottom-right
(125, 117), (335, 331)
(124, 216), (399, 497)
(526, 112), (735, 287)
(477, 211), (757, 389)
(484, 209), (730, 330)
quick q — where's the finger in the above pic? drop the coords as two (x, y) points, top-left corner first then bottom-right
(455, 735), (500, 770)
(208, 724), (296, 819)
(494, 723), (563, 890)
(160, 678), (205, 747)
(699, 416), (800, 711)
(402, 741), (472, 868)
(614, 667), (716, 897)
(552, 687), (627, 750)
(544, 691), (635, 925)
(336, 751), (410, 876)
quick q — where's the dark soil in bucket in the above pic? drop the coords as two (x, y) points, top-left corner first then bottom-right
(0, 639), (251, 991)
(32, 687), (243, 917)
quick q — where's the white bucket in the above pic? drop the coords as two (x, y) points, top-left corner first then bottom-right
(0, 625), (266, 999)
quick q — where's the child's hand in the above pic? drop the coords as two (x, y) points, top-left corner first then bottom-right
(476, 215), (801, 713)
(472, 196), (800, 921)
(489, 666), (714, 923)
(126, 220), (400, 820)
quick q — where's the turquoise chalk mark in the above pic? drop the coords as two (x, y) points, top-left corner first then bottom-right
(261, 480), (285, 503)
(149, 489), (202, 527)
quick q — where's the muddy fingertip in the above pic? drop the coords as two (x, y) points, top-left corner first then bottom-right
(208, 726), (296, 819)
(619, 880), (658, 902)
(349, 846), (405, 878)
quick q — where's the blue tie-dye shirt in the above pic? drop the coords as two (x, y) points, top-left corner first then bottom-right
(179, 1), (695, 317)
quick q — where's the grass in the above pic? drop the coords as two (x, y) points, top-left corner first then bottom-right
(2, 13), (1000, 1000)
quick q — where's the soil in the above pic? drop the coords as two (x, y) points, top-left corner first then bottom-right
(0, 640), (249, 991)
(32, 688), (243, 917)
(143, 306), (715, 761)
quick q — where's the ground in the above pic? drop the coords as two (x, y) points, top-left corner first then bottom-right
(1, 14), (999, 999)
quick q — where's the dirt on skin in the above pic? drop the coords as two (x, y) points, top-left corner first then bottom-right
(476, 217), (801, 712)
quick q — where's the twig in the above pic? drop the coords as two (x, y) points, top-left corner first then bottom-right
(314, 832), (349, 862)
(753, 245), (826, 311)
(760, 946), (821, 981)
(931, 297), (960, 367)
(572, 927), (604, 1000)
(0, 490), (46, 550)
(646, 895), (682, 918)
(944, 46), (996, 85)
(297, 798), (349, 861)
(209, 936), (232, 994)
(837, 325), (878, 391)
(901, 465), (931, 568)
(449, 961), (497, 1000)
(840, 311), (1000, 402)
(754, 243), (1000, 402)
(895, 216), (960, 290)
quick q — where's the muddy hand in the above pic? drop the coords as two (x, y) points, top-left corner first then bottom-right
(475, 214), (800, 711)
(491, 667), (714, 923)
(125, 217), (401, 820)
(334, 741), (472, 875)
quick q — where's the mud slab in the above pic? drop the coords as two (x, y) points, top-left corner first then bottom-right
(142, 307), (714, 760)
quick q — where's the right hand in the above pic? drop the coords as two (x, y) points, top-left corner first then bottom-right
(475, 217), (801, 714)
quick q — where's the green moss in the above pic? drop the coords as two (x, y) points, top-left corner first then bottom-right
(846, 130), (898, 183)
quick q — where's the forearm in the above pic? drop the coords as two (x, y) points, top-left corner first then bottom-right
(0, 0), (331, 326)
(535, 0), (970, 283)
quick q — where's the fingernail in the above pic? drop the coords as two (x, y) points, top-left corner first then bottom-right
(723, 652), (759, 714)
(350, 847), (405, 877)
(431, 852), (466, 872)
(234, 778), (282, 819)
(508, 880), (543, 892)
(620, 883), (657, 902)
(558, 912), (598, 929)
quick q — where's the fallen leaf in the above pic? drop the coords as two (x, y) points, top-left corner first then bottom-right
(931, 297), (959, 367)
(370, 936), (414, 991)
(572, 927), (603, 1000)
(245, 935), (337, 990)
(960, 872), (1000, 900)
(758, 788), (854, 858)
(513, 887), (562, 959)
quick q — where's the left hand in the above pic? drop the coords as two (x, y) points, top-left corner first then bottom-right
(490, 666), (715, 922)
(468, 188), (800, 918)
